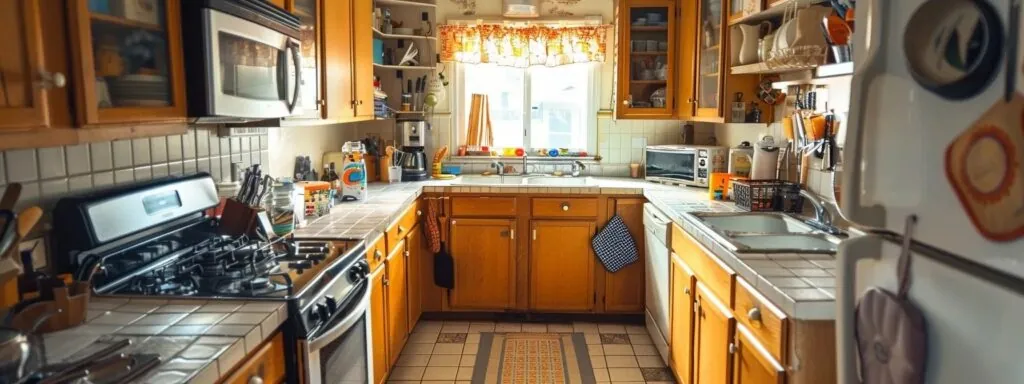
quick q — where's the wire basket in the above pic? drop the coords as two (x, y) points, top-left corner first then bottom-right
(732, 179), (805, 212)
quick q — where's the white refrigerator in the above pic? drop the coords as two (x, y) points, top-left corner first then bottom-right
(839, 0), (1024, 382)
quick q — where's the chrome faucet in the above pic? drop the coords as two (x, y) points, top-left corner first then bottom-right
(521, 154), (529, 176)
(799, 189), (841, 235)
(491, 161), (505, 175)
(570, 161), (587, 177)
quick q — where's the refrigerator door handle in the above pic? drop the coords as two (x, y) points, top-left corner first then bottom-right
(840, 0), (888, 228)
(836, 236), (882, 384)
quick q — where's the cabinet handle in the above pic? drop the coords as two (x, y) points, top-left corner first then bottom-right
(510, 229), (515, 240)
(404, 250), (410, 258)
(358, 100), (364, 105)
(248, 375), (264, 384)
(747, 307), (762, 323)
(532, 229), (537, 240)
(451, 220), (456, 225)
(398, 225), (405, 234)
(683, 287), (690, 296)
(728, 342), (736, 354)
(317, 99), (326, 106)
(37, 71), (66, 89)
(383, 278), (390, 286)
(417, 210), (422, 216)
(622, 99), (631, 106)
(374, 249), (383, 260)
(561, 203), (570, 211)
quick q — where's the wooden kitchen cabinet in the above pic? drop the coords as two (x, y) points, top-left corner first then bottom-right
(406, 224), (423, 326)
(385, 240), (408, 366)
(370, 264), (389, 384)
(689, 0), (761, 122)
(732, 324), (785, 384)
(321, 0), (355, 121)
(221, 332), (286, 384)
(530, 220), (596, 312)
(616, 0), (678, 119)
(694, 282), (735, 384)
(287, 0), (324, 120)
(351, 0), (375, 118)
(670, 252), (696, 384)
(449, 218), (516, 310)
(67, 0), (188, 125)
(603, 198), (645, 312)
(0, 0), (67, 131)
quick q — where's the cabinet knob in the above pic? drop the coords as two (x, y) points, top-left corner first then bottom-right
(358, 100), (364, 105)
(687, 98), (695, 104)
(317, 99), (326, 106)
(374, 249), (383, 260)
(398, 225), (405, 234)
(728, 342), (736, 354)
(37, 71), (66, 89)
(683, 287), (691, 295)
(747, 307), (762, 323)
(404, 250), (410, 258)
(622, 99), (631, 106)
(248, 376), (264, 384)
(561, 203), (570, 211)
(416, 210), (423, 216)
(383, 278), (390, 286)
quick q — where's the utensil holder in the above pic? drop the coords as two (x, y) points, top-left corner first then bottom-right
(219, 198), (260, 237)
(11, 281), (90, 334)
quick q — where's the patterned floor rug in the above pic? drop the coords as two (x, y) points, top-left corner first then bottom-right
(472, 333), (596, 384)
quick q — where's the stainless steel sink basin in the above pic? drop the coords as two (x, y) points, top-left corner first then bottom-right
(694, 212), (815, 234)
(453, 175), (523, 185)
(524, 176), (595, 186)
(729, 234), (838, 253)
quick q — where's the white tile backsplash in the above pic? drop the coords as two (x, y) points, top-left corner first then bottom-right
(183, 130), (196, 158)
(68, 175), (91, 193)
(114, 169), (134, 184)
(38, 147), (66, 179)
(65, 144), (90, 176)
(6, 149), (39, 182)
(112, 140), (133, 168)
(167, 135), (183, 161)
(93, 172), (114, 188)
(90, 142), (113, 171)
(132, 138), (151, 165)
(151, 137), (168, 163)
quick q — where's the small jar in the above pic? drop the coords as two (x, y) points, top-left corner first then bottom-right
(266, 182), (296, 236)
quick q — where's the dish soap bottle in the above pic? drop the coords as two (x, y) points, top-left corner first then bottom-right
(340, 141), (368, 201)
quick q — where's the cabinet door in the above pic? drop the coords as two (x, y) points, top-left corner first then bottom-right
(670, 253), (696, 384)
(694, 282), (734, 384)
(406, 225), (423, 325)
(676, 0), (698, 118)
(604, 198), (645, 312)
(68, 0), (187, 125)
(385, 240), (408, 367)
(616, 0), (677, 119)
(694, 0), (724, 119)
(0, 0), (51, 130)
(288, 0), (323, 119)
(369, 265), (389, 384)
(732, 324), (785, 384)
(449, 218), (516, 310)
(321, 0), (355, 120)
(351, 0), (375, 118)
(530, 220), (596, 311)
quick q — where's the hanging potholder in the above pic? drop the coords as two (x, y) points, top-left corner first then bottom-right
(592, 215), (639, 273)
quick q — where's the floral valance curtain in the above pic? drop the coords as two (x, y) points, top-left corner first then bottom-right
(438, 24), (610, 68)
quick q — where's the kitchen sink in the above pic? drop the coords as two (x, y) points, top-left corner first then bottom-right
(524, 176), (595, 186)
(694, 212), (816, 234)
(453, 175), (524, 185)
(729, 234), (839, 253)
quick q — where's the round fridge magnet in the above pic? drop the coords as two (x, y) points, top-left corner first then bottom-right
(904, 0), (1003, 100)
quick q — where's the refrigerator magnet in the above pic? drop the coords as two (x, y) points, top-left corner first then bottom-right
(944, 97), (1024, 241)
(904, 0), (1003, 100)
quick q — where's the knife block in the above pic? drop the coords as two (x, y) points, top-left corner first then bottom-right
(11, 281), (90, 334)
(219, 198), (260, 237)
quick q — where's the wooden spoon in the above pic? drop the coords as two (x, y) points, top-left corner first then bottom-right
(0, 183), (22, 211)
(17, 206), (42, 238)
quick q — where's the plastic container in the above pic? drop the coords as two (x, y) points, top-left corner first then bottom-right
(732, 179), (804, 212)
(267, 182), (296, 236)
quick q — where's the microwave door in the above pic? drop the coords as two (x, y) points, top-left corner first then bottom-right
(205, 9), (297, 118)
(647, 149), (695, 181)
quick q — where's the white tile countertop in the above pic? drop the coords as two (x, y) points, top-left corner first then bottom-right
(42, 298), (286, 383)
(293, 176), (842, 320)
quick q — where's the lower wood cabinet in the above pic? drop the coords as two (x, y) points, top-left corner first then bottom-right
(694, 282), (735, 384)
(732, 324), (785, 384)
(370, 264), (389, 384)
(448, 218), (516, 310)
(406, 225), (423, 326)
(603, 198), (646, 312)
(530, 220), (596, 312)
(670, 252), (696, 384)
(222, 332), (285, 384)
(385, 240), (408, 367)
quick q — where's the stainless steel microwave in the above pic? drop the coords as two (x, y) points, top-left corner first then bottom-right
(645, 145), (727, 187)
(181, 0), (303, 122)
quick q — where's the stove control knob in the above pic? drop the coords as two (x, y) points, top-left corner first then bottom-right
(325, 295), (338, 313)
(316, 302), (331, 321)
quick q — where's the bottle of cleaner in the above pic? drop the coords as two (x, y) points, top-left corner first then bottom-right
(340, 141), (368, 201)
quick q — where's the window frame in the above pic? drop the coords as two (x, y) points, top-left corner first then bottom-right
(454, 62), (600, 155)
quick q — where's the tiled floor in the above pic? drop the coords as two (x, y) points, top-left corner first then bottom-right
(387, 320), (677, 384)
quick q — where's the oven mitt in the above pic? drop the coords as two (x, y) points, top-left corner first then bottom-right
(433, 242), (454, 289)
(592, 215), (639, 273)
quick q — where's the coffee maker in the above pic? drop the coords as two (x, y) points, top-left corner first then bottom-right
(397, 120), (429, 181)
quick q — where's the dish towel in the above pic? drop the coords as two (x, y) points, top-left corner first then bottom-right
(426, 199), (441, 253)
(592, 214), (639, 273)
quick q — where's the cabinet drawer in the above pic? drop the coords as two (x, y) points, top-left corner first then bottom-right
(451, 197), (517, 217)
(531, 198), (598, 218)
(734, 277), (787, 362)
(672, 224), (735, 306)
(387, 201), (422, 253)
(366, 233), (386, 272)
(222, 332), (285, 384)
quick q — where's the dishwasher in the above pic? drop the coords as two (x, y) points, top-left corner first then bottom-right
(643, 203), (671, 364)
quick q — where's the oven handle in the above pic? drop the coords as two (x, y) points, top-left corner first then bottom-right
(286, 39), (302, 113)
(308, 282), (371, 351)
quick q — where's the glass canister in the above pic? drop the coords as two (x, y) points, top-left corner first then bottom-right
(265, 181), (296, 236)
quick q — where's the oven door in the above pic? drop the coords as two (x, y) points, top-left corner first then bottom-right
(204, 8), (301, 119)
(645, 147), (697, 184)
(302, 282), (372, 384)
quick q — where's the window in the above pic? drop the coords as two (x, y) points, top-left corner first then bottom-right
(456, 63), (598, 154)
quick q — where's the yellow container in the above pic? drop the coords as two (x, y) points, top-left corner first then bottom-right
(708, 173), (732, 200)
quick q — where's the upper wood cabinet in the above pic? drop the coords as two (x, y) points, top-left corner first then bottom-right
(317, 0), (374, 121)
(732, 324), (785, 384)
(0, 0), (65, 131)
(351, 0), (375, 118)
(288, 0), (324, 119)
(670, 252), (696, 384)
(603, 198), (646, 312)
(693, 0), (723, 119)
(616, 0), (678, 119)
(530, 220), (596, 312)
(449, 218), (516, 310)
(67, 0), (188, 125)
